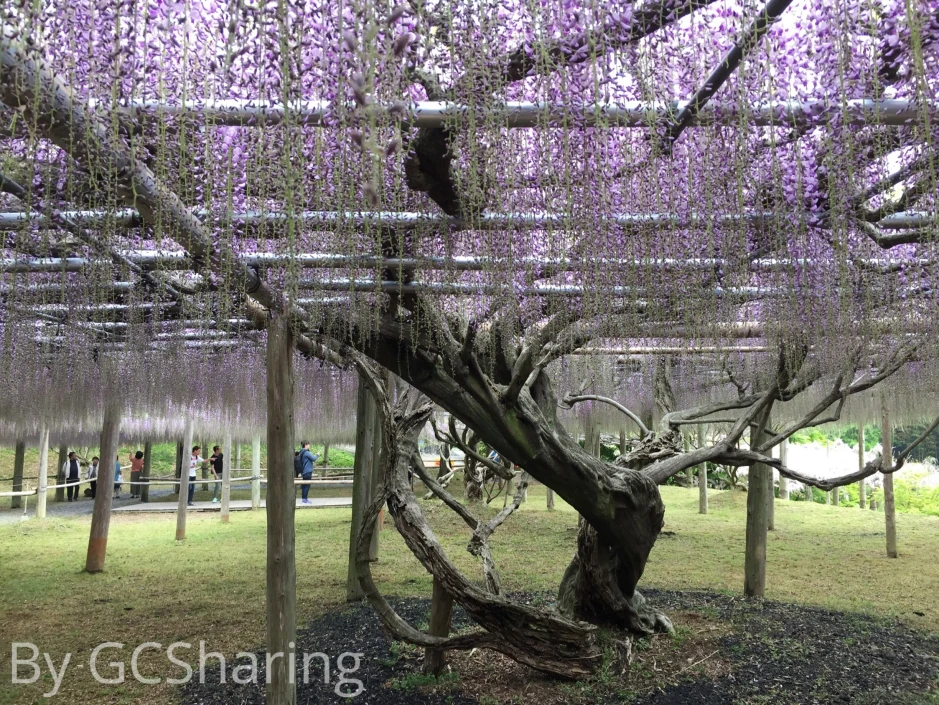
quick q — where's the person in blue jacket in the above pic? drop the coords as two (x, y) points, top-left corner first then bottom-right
(297, 441), (319, 505)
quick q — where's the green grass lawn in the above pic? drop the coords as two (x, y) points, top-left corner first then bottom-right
(0, 485), (936, 704)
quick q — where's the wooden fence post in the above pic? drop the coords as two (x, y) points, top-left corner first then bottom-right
(55, 443), (68, 502)
(858, 426), (866, 509)
(265, 312), (297, 705)
(176, 422), (194, 541)
(141, 440), (152, 502)
(86, 406), (121, 572)
(698, 424), (708, 514)
(881, 403), (898, 558)
(35, 426), (50, 519)
(11, 440), (25, 509)
(251, 435), (261, 510)
(221, 432), (232, 523)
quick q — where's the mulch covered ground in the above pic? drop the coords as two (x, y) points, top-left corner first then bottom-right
(181, 590), (939, 705)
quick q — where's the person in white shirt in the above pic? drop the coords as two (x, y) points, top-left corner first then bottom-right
(188, 446), (201, 506)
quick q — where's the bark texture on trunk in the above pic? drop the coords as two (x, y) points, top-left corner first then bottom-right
(86, 406), (120, 572)
(11, 440), (25, 509)
(881, 405), (898, 558)
(352, 376), (606, 678)
(266, 312), (297, 705)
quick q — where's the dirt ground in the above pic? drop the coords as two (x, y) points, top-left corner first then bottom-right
(181, 589), (939, 705)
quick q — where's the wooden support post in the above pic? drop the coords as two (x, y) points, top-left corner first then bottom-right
(684, 433), (693, 487)
(221, 432), (232, 523)
(265, 312), (297, 705)
(176, 422), (194, 541)
(201, 439), (209, 491)
(235, 442), (242, 473)
(423, 576), (454, 676)
(881, 403), (898, 558)
(11, 440), (25, 509)
(85, 406), (121, 572)
(778, 439), (789, 499)
(744, 413), (771, 597)
(55, 443), (68, 502)
(175, 441), (183, 479)
(858, 426), (866, 509)
(766, 446), (775, 531)
(368, 392), (383, 562)
(546, 487), (555, 510)
(698, 424), (708, 514)
(619, 429), (627, 456)
(141, 440), (153, 502)
(35, 426), (50, 519)
(348, 375), (377, 601)
(251, 435), (261, 510)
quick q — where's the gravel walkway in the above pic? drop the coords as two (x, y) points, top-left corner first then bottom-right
(0, 486), (177, 525)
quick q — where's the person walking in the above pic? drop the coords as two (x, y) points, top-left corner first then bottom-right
(188, 446), (201, 506)
(114, 455), (123, 498)
(210, 445), (223, 503)
(297, 441), (319, 506)
(86, 456), (99, 499)
(129, 451), (144, 499)
(62, 451), (81, 501)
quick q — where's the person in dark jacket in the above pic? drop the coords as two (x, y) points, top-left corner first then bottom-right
(210, 445), (223, 503)
(297, 441), (319, 505)
(63, 452), (81, 501)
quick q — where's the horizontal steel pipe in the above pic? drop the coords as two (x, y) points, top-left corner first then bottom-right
(0, 208), (931, 232)
(1, 252), (932, 274)
(84, 98), (938, 128)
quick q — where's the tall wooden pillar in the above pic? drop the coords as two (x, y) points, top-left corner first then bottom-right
(778, 439), (789, 499)
(744, 414), (771, 597)
(322, 442), (330, 478)
(423, 576), (454, 675)
(251, 435), (261, 510)
(698, 424), (708, 514)
(221, 432), (232, 523)
(546, 487), (555, 510)
(348, 375), (377, 601)
(881, 404), (898, 558)
(235, 442), (242, 473)
(175, 440), (183, 479)
(265, 312), (297, 705)
(35, 426), (50, 519)
(11, 440), (25, 509)
(619, 429), (627, 456)
(141, 440), (153, 502)
(201, 438), (209, 491)
(857, 426), (866, 509)
(766, 446), (775, 531)
(55, 443), (68, 502)
(85, 406), (121, 572)
(176, 422), (194, 541)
